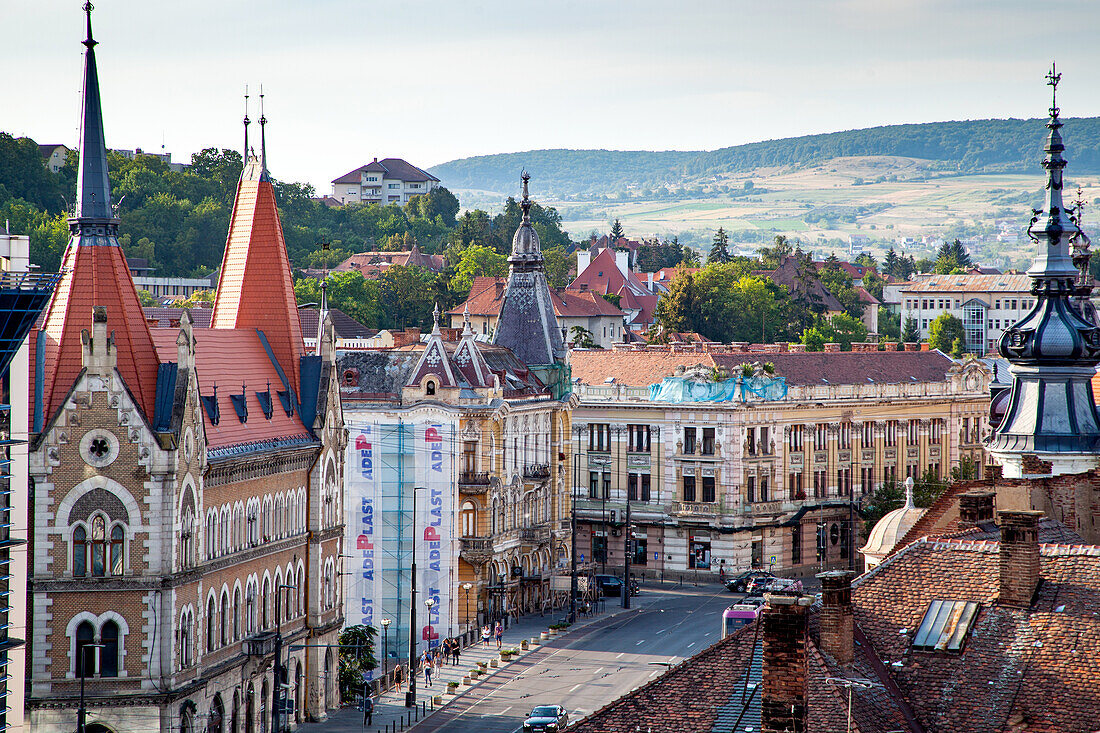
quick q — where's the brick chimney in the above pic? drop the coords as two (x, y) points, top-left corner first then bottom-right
(761, 594), (812, 733)
(958, 491), (995, 528)
(816, 570), (854, 665)
(998, 510), (1043, 607)
(904, 342), (920, 351)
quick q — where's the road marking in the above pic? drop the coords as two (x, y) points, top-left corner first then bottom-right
(635, 640), (644, 645)
(594, 667), (604, 675)
(655, 628), (666, 634)
(500, 706), (512, 715)
(687, 642), (696, 648)
(616, 652), (625, 659)
(569, 684), (582, 692)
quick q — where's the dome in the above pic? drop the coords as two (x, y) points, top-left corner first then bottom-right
(512, 221), (540, 256)
(860, 479), (925, 570)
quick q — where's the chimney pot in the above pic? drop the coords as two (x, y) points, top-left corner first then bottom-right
(958, 491), (995, 528)
(816, 570), (855, 665)
(998, 509), (1043, 607)
(824, 342), (841, 352)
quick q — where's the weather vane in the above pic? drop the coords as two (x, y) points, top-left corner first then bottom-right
(1047, 62), (1061, 117)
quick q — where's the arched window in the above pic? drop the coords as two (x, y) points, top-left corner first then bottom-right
(100, 620), (119, 677)
(208, 694), (225, 733)
(233, 588), (242, 640)
(246, 584), (256, 634)
(232, 690), (240, 733)
(426, 380), (436, 396)
(73, 525), (87, 577)
(110, 524), (124, 575)
(461, 502), (477, 537)
(75, 620), (95, 677)
(179, 609), (192, 668)
(206, 597), (216, 652)
(261, 578), (270, 629)
(220, 593), (229, 647)
(259, 679), (269, 733)
(90, 515), (107, 576)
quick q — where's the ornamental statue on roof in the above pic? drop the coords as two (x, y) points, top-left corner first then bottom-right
(987, 65), (1100, 477)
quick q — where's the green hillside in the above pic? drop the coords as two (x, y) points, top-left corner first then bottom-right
(429, 117), (1100, 199)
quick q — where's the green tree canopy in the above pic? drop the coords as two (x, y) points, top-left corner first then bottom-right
(928, 313), (966, 353)
(450, 245), (507, 293)
(707, 227), (731, 264)
(901, 316), (921, 343)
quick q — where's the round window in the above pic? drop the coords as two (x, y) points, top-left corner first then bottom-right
(80, 429), (120, 468)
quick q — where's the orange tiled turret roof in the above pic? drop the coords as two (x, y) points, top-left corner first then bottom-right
(211, 148), (304, 388)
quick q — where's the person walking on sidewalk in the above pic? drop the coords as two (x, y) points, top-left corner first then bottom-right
(452, 638), (461, 666)
(423, 650), (434, 687)
(481, 625), (491, 647)
(494, 622), (503, 649)
(363, 695), (374, 726)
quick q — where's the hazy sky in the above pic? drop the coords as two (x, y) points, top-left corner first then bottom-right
(7, 0), (1100, 193)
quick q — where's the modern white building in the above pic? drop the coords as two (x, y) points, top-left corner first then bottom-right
(330, 158), (440, 206)
(900, 273), (1042, 355)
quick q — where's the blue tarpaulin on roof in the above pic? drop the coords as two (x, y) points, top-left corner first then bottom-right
(648, 375), (787, 403)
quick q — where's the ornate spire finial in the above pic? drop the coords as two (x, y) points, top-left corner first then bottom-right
(520, 170), (531, 223)
(243, 85), (251, 160)
(432, 302), (441, 335)
(258, 84), (268, 169)
(462, 303), (473, 336)
(83, 2), (96, 48)
(903, 476), (915, 509)
(1047, 62), (1061, 119)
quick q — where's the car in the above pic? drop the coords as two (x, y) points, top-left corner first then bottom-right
(763, 577), (803, 593)
(746, 574), (777, 594)
(522, 704), (569, 732)
(724, 570), (773, 593)
(592, 574), (624, 597)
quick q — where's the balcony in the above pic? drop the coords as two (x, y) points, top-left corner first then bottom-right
(459, 471), (490, 493)
(670, 501), (719, 517)
(523, 464), (550, 480)
(460, 536), (493, 564)
(243, 631), (278, 657)
(520, 525), (551, 545)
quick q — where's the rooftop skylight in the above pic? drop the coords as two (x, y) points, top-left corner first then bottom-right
(912, 599), (979, 652)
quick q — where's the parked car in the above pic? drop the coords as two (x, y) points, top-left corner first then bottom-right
(522, 704), (569, 732)
(746, 573), (778, 595)
(763, 577), (803, 593)
(725, 571), (773, 593)
(593, 574), (624, 597)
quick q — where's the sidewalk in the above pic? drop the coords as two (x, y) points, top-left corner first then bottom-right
(300, 603), (627, 733)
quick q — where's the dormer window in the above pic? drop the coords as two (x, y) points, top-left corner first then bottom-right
(912, 600), (979, 652)
(426, 381), (436, 395)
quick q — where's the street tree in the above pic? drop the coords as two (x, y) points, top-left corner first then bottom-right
(707, 227), (731, 264)
(928, 313), (966, 353)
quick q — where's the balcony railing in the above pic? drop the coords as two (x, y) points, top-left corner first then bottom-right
(520, 526), (551, 544)
(670, 501), (719, 517)
(523, 464), (550, 480)
(460, 536), (493, 564)
(243, 631), (278, 657)
(459, 471), (490, 485)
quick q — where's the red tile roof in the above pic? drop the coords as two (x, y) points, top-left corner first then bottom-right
(151, 329), (311, 449)
(38, 234), (161, 421)
(211, 162), (304, 388)
(331, 158), (439, 184)
(447, 277), (625, 319)
(569, 246), (651, 297)
(334, 245), (445, 274)
(571, 351), (718, 386)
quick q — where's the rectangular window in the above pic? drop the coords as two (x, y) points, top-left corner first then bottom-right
(861, 467), (873, 494)
(601, 471), (611, 499)
(908, 419), (919, 444)
(962, 417), (970, 444)
(930, 419), (942, 442)
(683, 428), (697, 455)
(995, 300), (1001, 309)
(746, 428), (756, 456)
(462, 441), (477, 473)
(702, 428), (715, 455)
(682, 475), (696, 502)
(759, 475), (768, 502)
(388, 183), (400, 189)
(838, 422), (851, 450)
(633, 537), (648, 566)
(702, 476), (716, 503)
(641, 473), (651, 502)
(862, 422), (874, 446)
(589, 424), (610, 451)
(791, 525), (802, 565)
(885, 421), (898, 447)
(592, 535), (607, 563)
(627, 424), (651, 452)
(789, 472), (803, 500)
(589, 471), (600, 500)
(628, 473), (639, 502)
(814, 424), (828, 451)
(760, 427), (770, 455)
(746, 476), (755, 504)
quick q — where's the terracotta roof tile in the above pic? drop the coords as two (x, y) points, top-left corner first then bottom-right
(571, 351), (717, 386)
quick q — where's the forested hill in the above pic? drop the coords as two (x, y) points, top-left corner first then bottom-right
(429, 116), (1100, 198)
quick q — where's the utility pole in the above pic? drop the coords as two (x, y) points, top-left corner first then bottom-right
(622, 485), (631, 609)
(405, 487), (420, 708)
(570, 449), (579, 623)
(77, 642), (104, 733)
(272, 582), (295, 733)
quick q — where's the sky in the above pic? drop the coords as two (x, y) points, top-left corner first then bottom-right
(6, 0), (1100, 194)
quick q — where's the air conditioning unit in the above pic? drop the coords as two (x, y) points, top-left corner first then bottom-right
(611, 528), (622, 537)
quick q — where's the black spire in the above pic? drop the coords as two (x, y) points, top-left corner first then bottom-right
(507, 171), (543, 270)
(73, 1), (114, 225)
(243, 85), (251, 161)
(259, 85), (268, 171)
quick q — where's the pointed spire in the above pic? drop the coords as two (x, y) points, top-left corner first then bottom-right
(315, 236), (330, 356)
(74, 1), (112, 222)
(1026, 62), (1079, 279)
(259, 85), (268, 171)
(520, 169), (532, 224)
(431, 302), (441, 336)
(508, 171), (543, 265)
(462, 303), (473, 337)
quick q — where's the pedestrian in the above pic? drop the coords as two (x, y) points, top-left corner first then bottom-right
(440, 638), (450, 667)
(423, 650), (433, 686)
(482, 625), (491, 647)
(494, 622), (503, 649)
(452, 638), (461, 666)
(363, 695), (374, 726)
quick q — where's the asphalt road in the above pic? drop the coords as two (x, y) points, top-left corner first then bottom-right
(411, 583), (737, 733)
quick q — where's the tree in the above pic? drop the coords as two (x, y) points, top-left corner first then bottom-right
(928, 313), (966, 353)
(800, 326), (826, 351)
(933, 239), (972, 275)
(854, 252), (877, 268)
(404, 186), (460, 227)
(758, 235), (793, 269)
(337, 624), (377, 703)
(901, 316), (921, 343)
(171, 289), (215, 308)
(819, 312), (868, 350)
(883, 247), (900, 278)
(859, 468), (947, 535)
(878, 307), (901, 340)
(137, 289), (158, 307)
(450, 245), (507, 293)
(609, 219), (625, 241)
(654, 271), (696, 334)
(378, 265), (436, 330)
(862, 270), (886, 300)
(708, 227), (731, 264)
(569, 325), (596, 349)
(542, 247), (575, 288)
(681, 246), (701, 267)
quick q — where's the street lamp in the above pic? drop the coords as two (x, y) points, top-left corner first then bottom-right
(406, 485), (426, 708)
(272, 582), (296, 733)
(77, 642), (105, 733)
(461, 583), (473, 632)
(380, 618), (391, 682)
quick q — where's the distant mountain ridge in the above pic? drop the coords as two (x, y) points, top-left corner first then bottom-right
(429, 117), (1100, 199)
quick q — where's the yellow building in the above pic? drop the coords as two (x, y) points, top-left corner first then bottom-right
(569, 344), (990, 578)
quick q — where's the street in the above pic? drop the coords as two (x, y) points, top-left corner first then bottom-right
(412, 583), (734, 733)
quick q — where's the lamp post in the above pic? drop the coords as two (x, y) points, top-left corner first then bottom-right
(77, 642), (105, 733)
(461, 583), (472, 632)
(380, 618), (391, 683)
(272, 582), (296, 733)
(405, 486), (424, 708)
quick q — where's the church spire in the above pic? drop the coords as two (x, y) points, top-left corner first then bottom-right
(988, 66), (1100, 477)
(508, 170), (544, 270)
(243, 85), (251, 161)
(74, 1), (112, 222)
(259, 85), (268, 171)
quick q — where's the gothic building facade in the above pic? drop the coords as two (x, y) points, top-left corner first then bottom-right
(26, 10), (344, 733)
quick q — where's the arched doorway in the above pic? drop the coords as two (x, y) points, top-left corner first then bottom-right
(324, 648), (334, 710)
(232, 689), (240, 733)
(260, 678), (269, 733)
(294, 661), (303, 724)
(86, 725), (116, 733)
(245, 683), (255, 733)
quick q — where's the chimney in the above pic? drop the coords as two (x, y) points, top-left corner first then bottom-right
(904, 342), (920, 351)
(998, 510), (1043, 607)
(761, 594), (812, 733)
(615, 249), (631, 278)
(576, 249), (591, 274)
(823, 342), (841, 352)
(958, 491), (995, 528)
(788, 343), (807, 353)
(816, 570), (854, 665)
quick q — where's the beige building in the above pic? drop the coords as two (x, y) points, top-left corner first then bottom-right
(330, 158), (440, 206)
(569, 345), (991, 578)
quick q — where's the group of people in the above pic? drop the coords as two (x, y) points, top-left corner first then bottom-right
(421, 635), (467, 686)
(480, 622), (504, 649)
